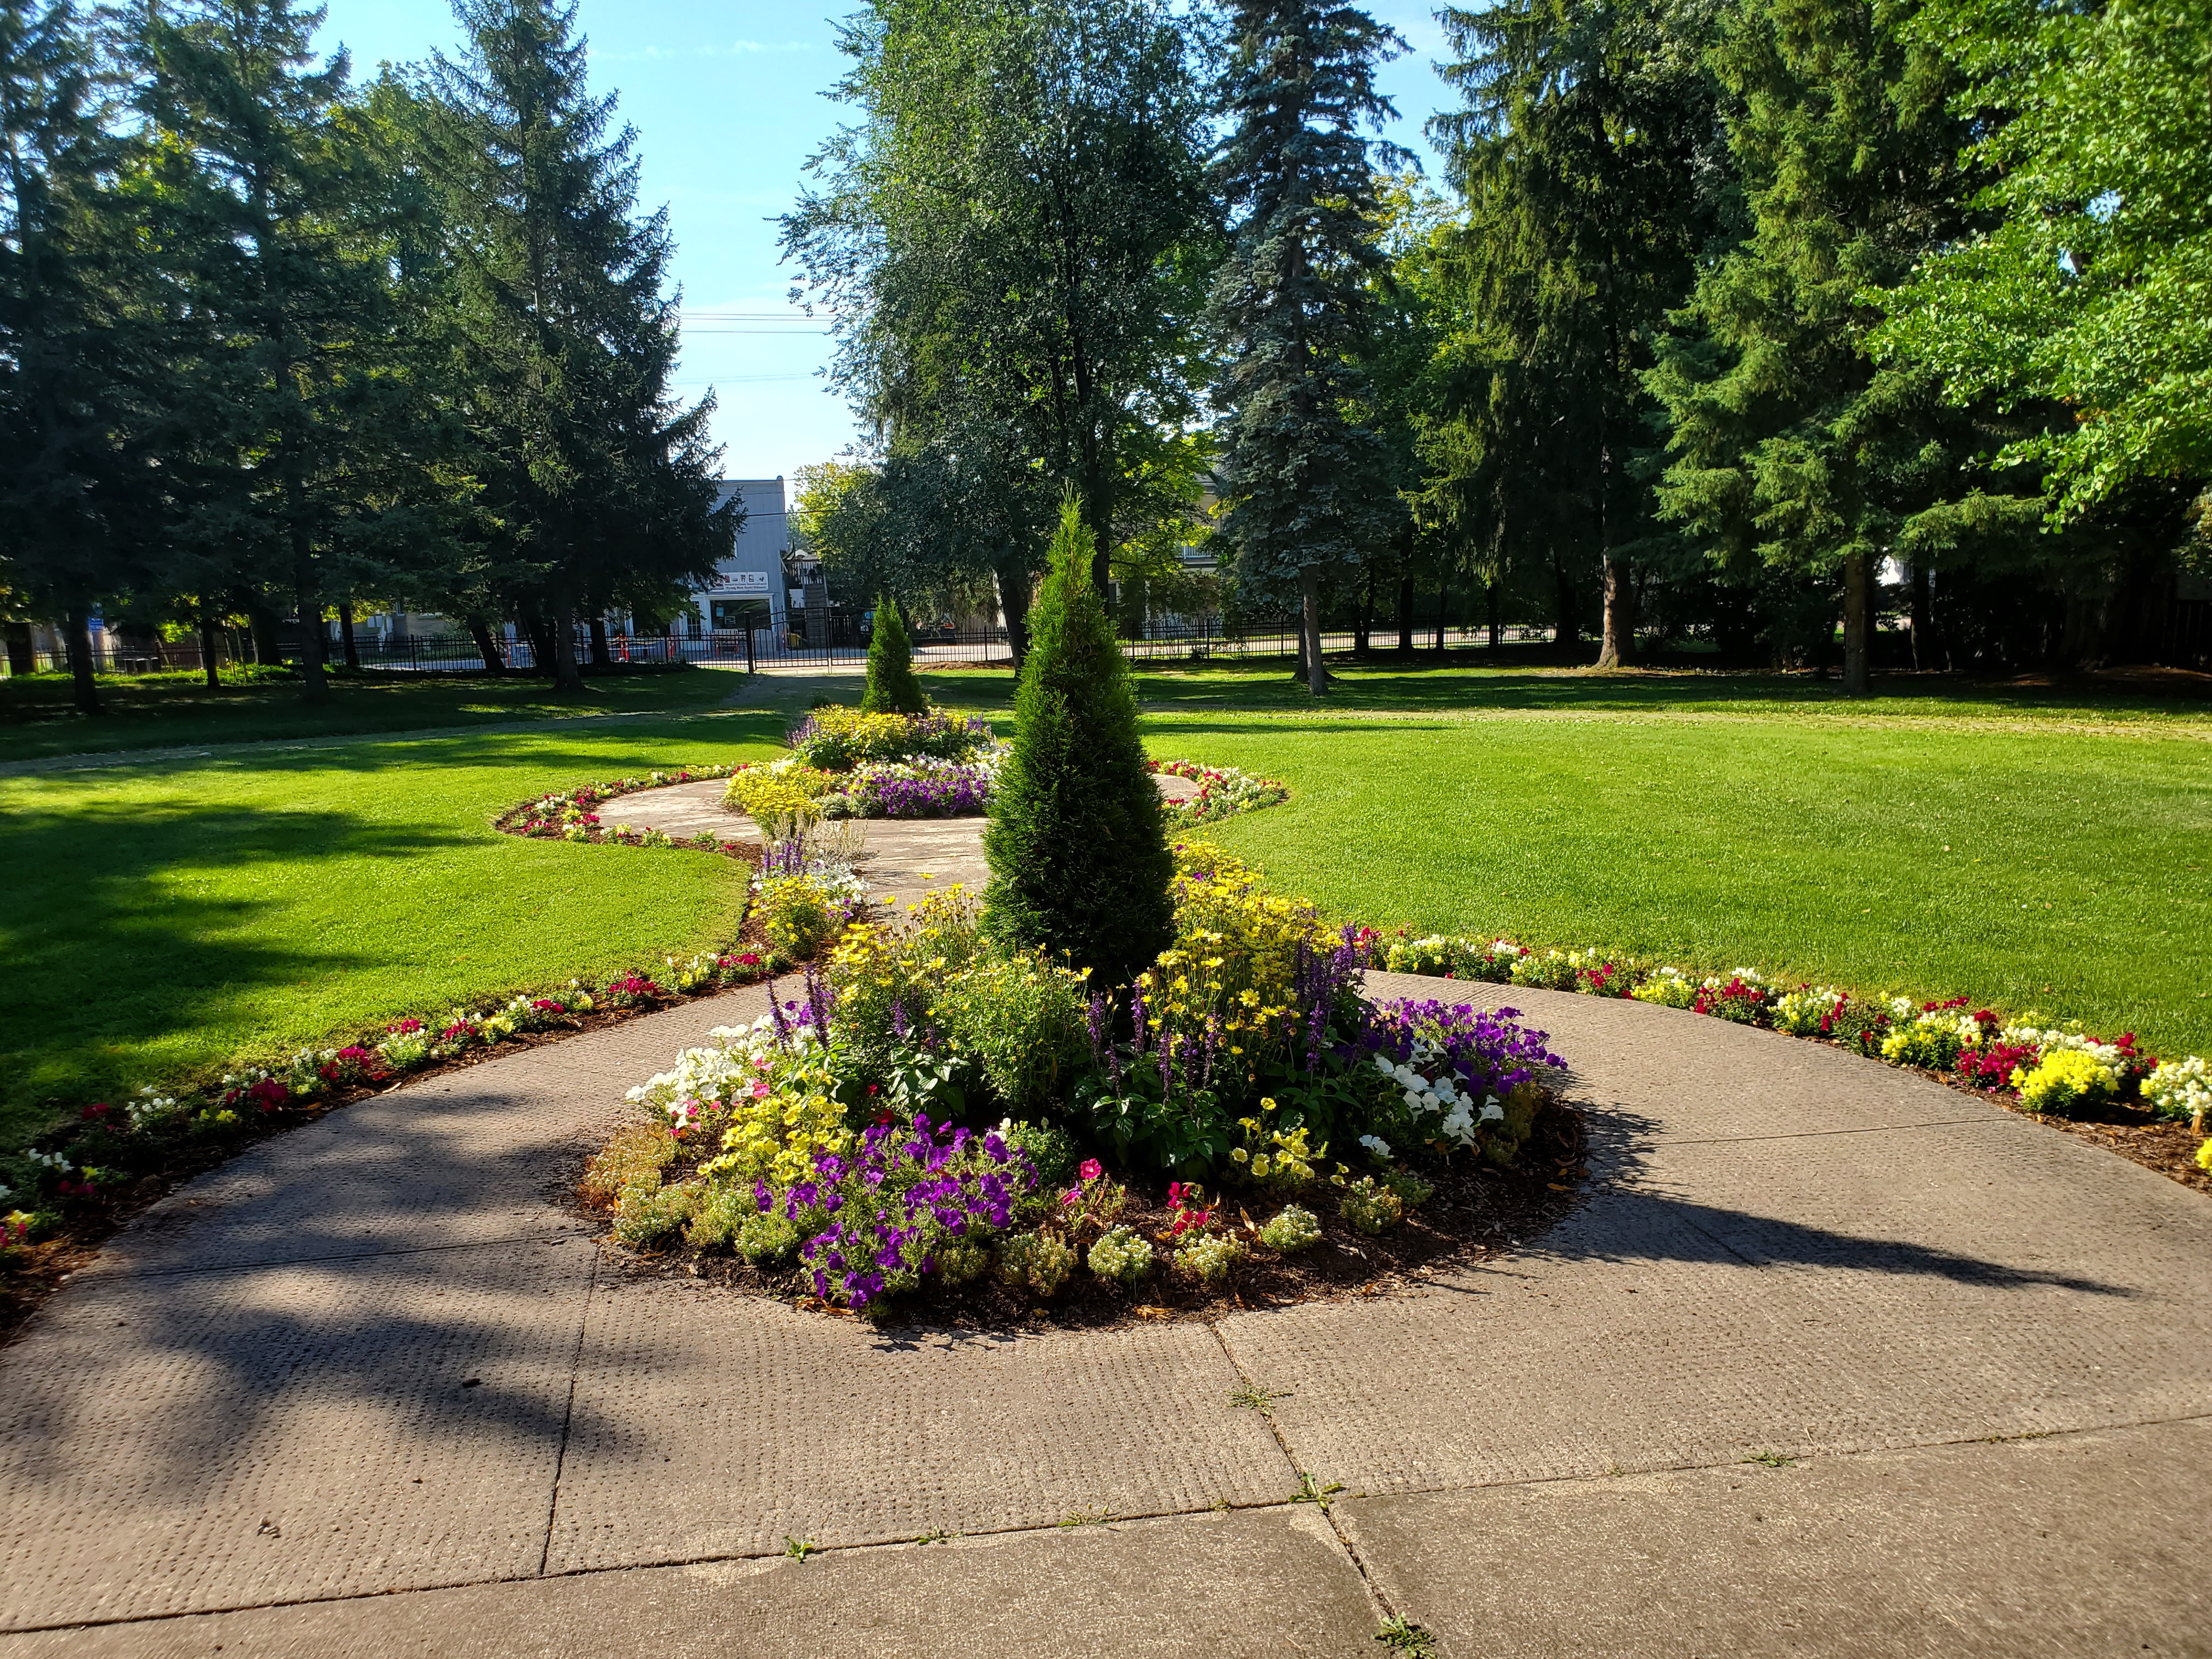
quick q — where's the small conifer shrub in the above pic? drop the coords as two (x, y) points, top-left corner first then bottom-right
(981, 502), (1174, 982)
(860, 594), (928, 715)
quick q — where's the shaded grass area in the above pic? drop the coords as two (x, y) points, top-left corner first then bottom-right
(0, 662), (746, 764)
(930, 664), (2212, 1056)
(0, 703), (788, 1150)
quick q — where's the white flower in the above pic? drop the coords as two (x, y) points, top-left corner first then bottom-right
(1480, 1097), (1505, 1122)
(1359, 1134), (1392, 1159)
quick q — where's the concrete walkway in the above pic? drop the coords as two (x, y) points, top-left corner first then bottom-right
(612, 772), (1199, 913)
(2, 897), (2207, 1652)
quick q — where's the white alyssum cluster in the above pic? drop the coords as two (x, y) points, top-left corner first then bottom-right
(1373, 1038), (1503, 1147)
(2143, 1056), (2211, 1124)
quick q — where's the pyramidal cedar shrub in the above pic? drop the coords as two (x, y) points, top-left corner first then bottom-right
(860, 594), (929, 716)
(982, 500), (1176, 985)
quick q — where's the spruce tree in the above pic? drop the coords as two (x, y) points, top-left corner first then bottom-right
(1207, 0), (1407, 695)
(860, 592), (927, 714)
(982, 500), (1173, 985)
(1646, 0), (1978, 695)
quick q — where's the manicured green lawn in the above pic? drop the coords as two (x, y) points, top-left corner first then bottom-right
(0, 663), (744, 764)
(0, 693), (796, 1149)
(7, 659), (2206, 1155)
(939, 663), (2212, 1057)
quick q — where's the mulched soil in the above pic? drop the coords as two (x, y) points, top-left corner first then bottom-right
(2004, 1096), (2210, 1195)
(580, 1096), (1593, 1331)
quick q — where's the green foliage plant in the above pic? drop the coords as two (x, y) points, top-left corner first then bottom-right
(933, 947), (1090, 1114)
(1086, 1223), (1155, 1285)
(860, 595), (929, 715)
(981, 500), (1175, 982)
(1339, 1175), (1404, 1234)
(998, 1228), (1076, 1297)
(1256, 1203), (1322, 1252)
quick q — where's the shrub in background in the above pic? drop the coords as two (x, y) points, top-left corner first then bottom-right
(861, 594), (929, 715)
(982, 500), (1174, 983)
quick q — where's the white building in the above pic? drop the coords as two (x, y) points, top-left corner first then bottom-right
(691, 478), (791, 639)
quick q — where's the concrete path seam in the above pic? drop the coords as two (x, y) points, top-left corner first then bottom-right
(1643, 1114), (2001, 1147)
(537, 1246), (600, 1577)
(1203, 1317), (1404, 1629)
(16, 1413), (2205, 1640)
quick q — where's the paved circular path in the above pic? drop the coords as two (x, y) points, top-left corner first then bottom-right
(2, 812), (2206, 1655)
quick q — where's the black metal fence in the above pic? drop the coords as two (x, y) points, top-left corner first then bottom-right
(3, 617), (1584, 679)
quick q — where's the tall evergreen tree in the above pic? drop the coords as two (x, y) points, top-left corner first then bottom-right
(431, 0), (727, 692)
(1427, 0), (1727, 667)
(142, 0), (407, 704)
(1646, 0), (1979, 695)
(983, 498), (1174, 984)
(0, 0), (158, 713)
(1208, 0), (1407, 696)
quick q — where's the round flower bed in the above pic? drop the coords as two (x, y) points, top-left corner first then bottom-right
(584, 843), (1579, 1322)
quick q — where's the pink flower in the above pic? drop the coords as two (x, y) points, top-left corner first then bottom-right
(750, 1080), (771, 1099)
(1061, 1189), (1079, 1207)
(1079, 1158), (1102, 1182)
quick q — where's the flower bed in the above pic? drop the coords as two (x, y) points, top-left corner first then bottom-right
(1148, 758), (1290, 827)
(498, 766), (752, 854)
(1381, 932), (2212, 1189)
(723, 708), (1006, 823)
(586, 844), (1578, 1322)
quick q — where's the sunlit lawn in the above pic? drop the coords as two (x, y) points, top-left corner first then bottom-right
(940, 661), (2212, 1057)
(0, 691), (795, 1149)
(6, 658), (2206, 1154)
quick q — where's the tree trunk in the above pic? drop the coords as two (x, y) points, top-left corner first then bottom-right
(246, 595), (283, 665)
(338, 598), (360, 670)
(1596, 556), (1636, 668)
(996, 561), (1032, 670)
(64, 609), (104, 713)
(1551, 551), (1581, 648)
(293, 533), (331, 704)
(198, 610), (221, 689)
(1435, 584), (1448, 651)
(1299, 568), (1329, 696)
(1396, 575), (1415, 654)
(467, 616), (508, 675)
(1355, 572), (1373, 656)
(1908, 562), (1935, 672)
(1487, 579), (1502, 650)
(588, 614), (612, 669)
(1841, 551), (1871, 697)
(517, 605), (554, 675)
(3, 620), (31, 678)
(551, 591), (585, 693)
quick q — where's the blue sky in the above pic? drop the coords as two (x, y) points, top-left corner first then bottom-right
(315, 0), (1460, 486)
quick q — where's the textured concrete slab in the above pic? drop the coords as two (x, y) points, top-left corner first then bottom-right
(0, 1239), (594, 1630)
(0, 1508), (1378, 1659)
(85, 985), (773, 1279)
(1223, 1105), (2212, 1496)
(546, 1285), (1295, 1568)
(600, 777), (744, 840)
(1340, 1418), (2212, 1658)
(4, 963), (2205, 1652)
